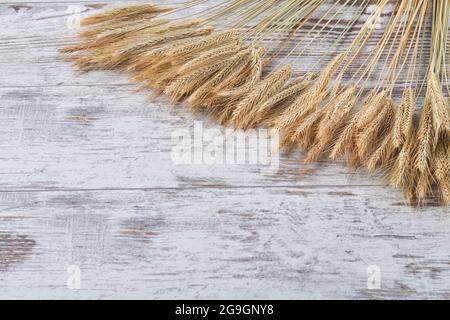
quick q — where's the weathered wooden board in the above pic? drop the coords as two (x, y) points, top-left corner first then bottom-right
(0, 0), (449, 300)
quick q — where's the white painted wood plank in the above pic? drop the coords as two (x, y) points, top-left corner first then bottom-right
(0, 84), (382, 191)
(0, 187), (449, 300)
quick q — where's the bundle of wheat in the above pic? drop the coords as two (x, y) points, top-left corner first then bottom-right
(61, 0), (450, 207)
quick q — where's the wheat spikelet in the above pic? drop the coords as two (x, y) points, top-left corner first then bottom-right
(329, 90), (376, 160)
(79, 16), (149, 38)
(164, 58), (235, 102)
(355, 91), (388, 129)
(93, 19), (175, 47)
(132, 38), (196, 69)
(274, 88), (321, 133)
(251, 73), (315, 128)
(409, 69), (450, 206)
(393, 88), (414, 148)
(404, 56), (448, 205)
(215, 47), (265, 98)
(196, 52), (252, 109)
(304, 87), (357, 163)
(131, 51), (189, 81)
(383, 96), (416, 194)
(304, 104), (356, 164)
(366, 135), (394, 172)
(130, 29), (238, 75)
(276, 89), (329, 150)
(80, 4), (173, 26)
(273, 55), (345, 140)
(211, 48), (265, 125)
(128, 30), (238, 80)
(315, 54), (345, 92)
(67, 24), (214, 71)
(131, 34), (239, 80)
(207, 55), (252, 101)
(357, 97), (395, 161)
(71, 47), (117, 70)
(416, 170), (433, 207)
(103, 37), (194, 76)
(389, 138), (415, 190)
(317, 87), (357, 141)
(429, 73), (450, 144)
(65, 19), (202, 56)
(128, 31), (218, 75)
(445, 144), (450, 204)
(415, 98), (433, 174)
(139, 19), (202, 36)
(121, 27), (215, 70)
(79, 15), (170, 39)
(117, 26), (214, 58)
(172, 42), (240, 79)
(329, 123), (356, 161)
(367, 89), (415, 172)
(61, 5), (176, 56)
(138, 55), (195, 96)
(187, 52), (248, 109)
(413, 97), (434, 205)
(187, 60), (242, 108)
(230, 65), (293, 129)
(160, 43), (243, 102)
(330, 91), (387, 167)
(141, 41), (240, 96)
(434, 141), (450, 205)
(334, 91), (388, 166)
(283, 73), (316, 91)
(71, 10), (172, 50)
(164, 30), (239, 57)
(291, 82), (343, 149)
(102, 24), (206, 56)
(292, 108), (326, 149)
(207, 47), (263, 114)
(59, 43), (91, 55)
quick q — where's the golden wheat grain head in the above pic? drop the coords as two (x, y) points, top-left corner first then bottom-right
(230, 65), (293, 129)
(81, 4), (173, 26)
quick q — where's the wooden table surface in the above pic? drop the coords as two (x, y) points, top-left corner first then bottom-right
(1, 0), (449, 300)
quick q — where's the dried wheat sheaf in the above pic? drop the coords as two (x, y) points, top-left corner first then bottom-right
(61, 0), (450, 207)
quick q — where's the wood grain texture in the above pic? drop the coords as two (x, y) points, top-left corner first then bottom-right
(0, 0), (449, 300)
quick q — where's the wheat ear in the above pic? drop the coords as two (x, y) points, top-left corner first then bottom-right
(357, 97), (396, 162)
(213, 48), (265, 125)
(333, 90), (388, 166)
(187, 51), (249, 109)
(414, 98), (433, 205)
(275, 54), (344, 129)
(304, 86), (357, 163)
(367, 88), (415, 172)
(329, 90), (376, 160)
(164, 57), (237, 102)
(252, 73), (316, 128)
(80, 4), (173, 26)
(434, 141), (450, 205)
